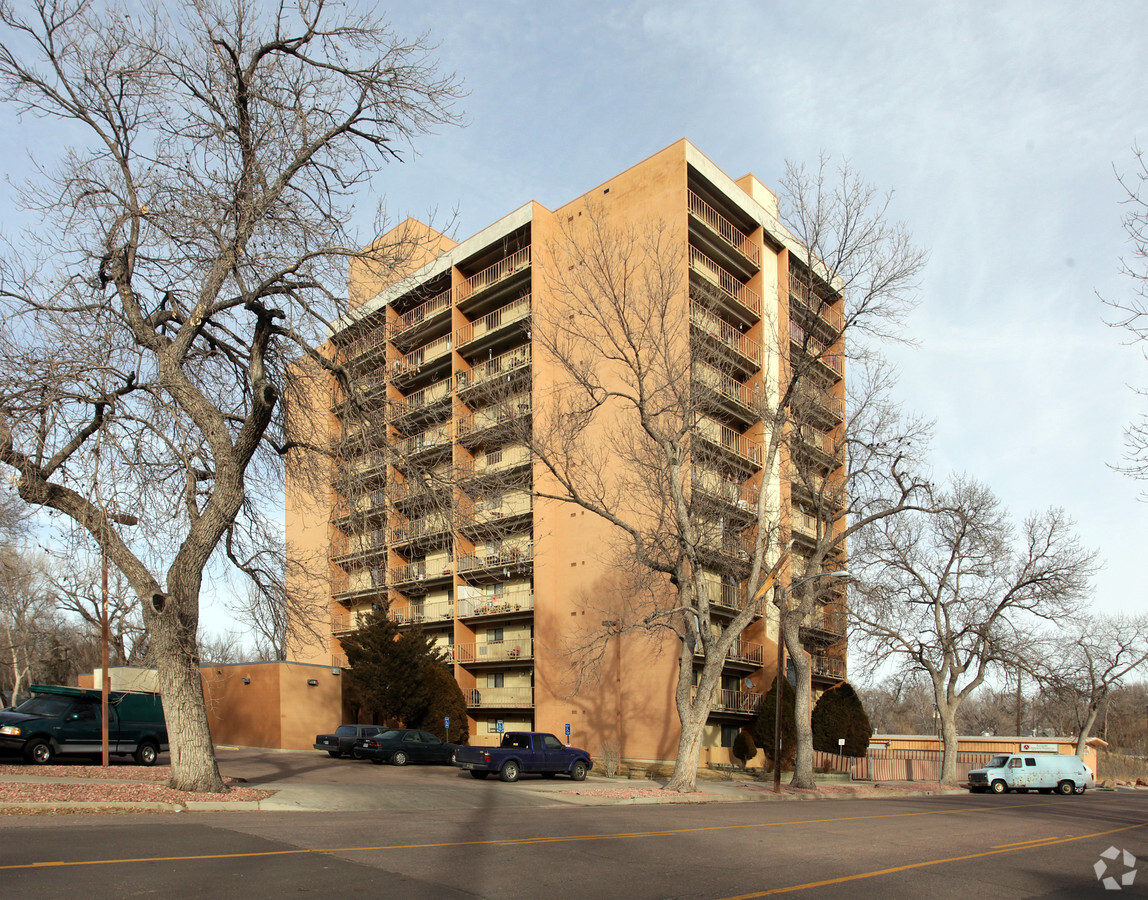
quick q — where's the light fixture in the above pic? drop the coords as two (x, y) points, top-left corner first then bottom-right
(241, 677), (251, 685)
(307, 679), (319, 686)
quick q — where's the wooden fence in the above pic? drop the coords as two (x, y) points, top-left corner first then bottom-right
(812, 748), (998, 782)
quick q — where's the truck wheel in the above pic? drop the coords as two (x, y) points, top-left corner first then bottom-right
(134, 741), (159, 766)
(1073, 784), (1086, 795)
(24, 738), (52, 765)
(1057, 780), (1074, 795)
(990, 780), (1007, 794)
(499, 760), (520, 783)
(391, 751), (409, 767)
(570, 760), (588, 781)
(327, 750), (341, 758)
(470, 771), (489, 780)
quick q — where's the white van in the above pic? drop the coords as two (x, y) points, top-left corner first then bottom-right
(967, 753), (1094, 795)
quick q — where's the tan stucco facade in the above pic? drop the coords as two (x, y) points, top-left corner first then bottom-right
(285, 140), (848, 765)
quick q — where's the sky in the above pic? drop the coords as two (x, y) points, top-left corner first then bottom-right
(2, 0), (1146, 639)
(345, 0), (1147, 624)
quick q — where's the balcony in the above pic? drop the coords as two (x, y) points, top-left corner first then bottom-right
(703, 580), (753, 615)
(390, 288), (452, 351)
(692, 362), (760, 424)
(388, 376), (452, 426)
(457, 345), (531, 402)
(391, 333), (453, 389)
(694, 639), (764, 668)
(789, 278), (843, 336)
(458, 591), (535, 619)
(793, 382), (844, 426)
(812, 653), (846, 682)
(458, 445), (532, 482)
(393, 423), (453, 462)
(691, 686), (763, 715)
(689, 301), (761, 375)
(458, 544), (534, 582)
(331, 611), (372, 636)
(390, 599), (455, 626)
(330, 529), (387, 569)
(455, 639), (534, 665)
(789, 321), (843, 380)
(456, 294), (532, 354)
(333, 450), (387, 487)
(689, 246), (761, 319)
(338, 327), (387, 375)
(457, 493), (533, 538)
(457, 394), (532, 446)
(466, 686), (533, 709)
(389, 515), (453, 550)
(790, 507), (837, 545)
(800, 608), (847, 647)
(691, 469), (758, 518)
(456, 247), (531, 307)
(697, 529), (756, 569)
(693, 418), (762, 470)
(793, 425), (842, 470)
(688, 189), (761, 268)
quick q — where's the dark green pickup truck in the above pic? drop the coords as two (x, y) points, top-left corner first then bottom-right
(0, 684), (168, 765)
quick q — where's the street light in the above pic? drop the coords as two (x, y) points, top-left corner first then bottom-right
(772, 569), (850, 794)
(100, 509), (138, 768)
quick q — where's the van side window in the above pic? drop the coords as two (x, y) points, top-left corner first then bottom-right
(1008, 758), (1023, 768)
(1025, 758), (1036, 766)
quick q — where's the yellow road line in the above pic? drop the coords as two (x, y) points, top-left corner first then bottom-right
(720, 822), (1148, 898)
(0, 803), (1012, 871)
(991, 836), (1063, 849)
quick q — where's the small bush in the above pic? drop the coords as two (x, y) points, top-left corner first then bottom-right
(732, 731), (756, 768)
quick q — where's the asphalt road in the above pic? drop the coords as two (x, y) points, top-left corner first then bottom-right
(0, 782), (1145, 898)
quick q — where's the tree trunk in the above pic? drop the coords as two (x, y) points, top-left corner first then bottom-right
(150, 607), (225, 793)
(1075, 704), (1100, 757)
(665, 702), (707, 793)
(787, 622), (815, 790)
(938, 706), (959, 785)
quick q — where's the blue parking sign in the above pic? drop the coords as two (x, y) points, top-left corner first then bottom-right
(496, 719), (504, 732)
(565, 723), (571, 737)
(445, 716), (450, 733)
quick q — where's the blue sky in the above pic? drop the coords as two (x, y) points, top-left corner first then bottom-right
(362, 0), (1148, 620)
(3, 0), (1145, 637)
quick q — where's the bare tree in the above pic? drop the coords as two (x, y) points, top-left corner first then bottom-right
(850, 476), (1097, 784)
(0, 548), (56, 701)
(48, 551), (148, 668)
(0, 0), (459, 791)
(1042, 614), (1148, 755)
(525, 153), (927, 793)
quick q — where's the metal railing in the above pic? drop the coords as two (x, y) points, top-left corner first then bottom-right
(788, 279), (844, 331)
(392, 288), (452, 343)
(688, 190), (761, 266)
(457, 345), (531, 392)
(466, 687), (533, 708)
(454, 639), (534, 664)
(390, 599), (455, 625)
(789, 321), (844, 376)
(388, 377), (453, 422)
(457, 591), (535, 618)
(689, 246), (761, 317)
(693, 418), (763, 467)
(689, 301), (761, 368)
(693, 362), (757, 414)
(393, 333), (452, 378)
(456, 247), (531, 304)
(456, 294), (532, 348)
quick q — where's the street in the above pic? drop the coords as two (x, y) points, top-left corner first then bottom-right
(0, 775), (1144, 898)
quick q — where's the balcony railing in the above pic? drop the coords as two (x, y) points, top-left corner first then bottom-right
(331, 612), (372, 635)
(689, 301), (761, 369)
(454, 639), (533, 664)
(789, 321), (844, 377)
(456, 295), (532, 348)
(390, 599), (455, 625)
(812, 654), (846, 681)
(689, 246), (761, 317)
(392, 288), (452, 344)
(691, 686), (763, 714)
(692, 469), (759, 512)
(704, 580), (752, 612)
(789, 279), (844, 332)
(330, 529), (386, 566)
(457, 395), (532, 438)
(388, 377), (453, 423)
(340, 328), (387, 370)
(693, 362), (758, 416)
(694, 639), (764, 667)
(457, 445), (532, 480)
(688, 190), (761, 266)
(456, 247), (531, 305)
(389, 515), (453, 546)
(457, 345), (531, 393)
(393, 333), (452, 378)
(694, 418), (762, 467)
(457, 543), (535, 576)
(457, 591), (535, 618)
(466, 686), (533, 708)
(394, 423), (452, 458)
(801, 608), (847, 641)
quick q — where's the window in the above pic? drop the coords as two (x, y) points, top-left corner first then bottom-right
(1025, 758), (1037, 766)
(1009, 758), (1023, 768)
(543, 735), (563, 750)
(491, 627), (504, 643)
(721, 724), (740, 747)
(490, 673), (504, 688)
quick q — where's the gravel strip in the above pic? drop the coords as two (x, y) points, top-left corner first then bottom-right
(0, 782), (273, 804)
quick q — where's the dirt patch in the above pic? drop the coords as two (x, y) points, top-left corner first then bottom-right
(0, 782), (273, 805)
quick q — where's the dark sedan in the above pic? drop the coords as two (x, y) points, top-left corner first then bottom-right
(355, 729), (458, 766)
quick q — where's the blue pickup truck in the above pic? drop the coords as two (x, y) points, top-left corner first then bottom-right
(451, 731), (593, 782)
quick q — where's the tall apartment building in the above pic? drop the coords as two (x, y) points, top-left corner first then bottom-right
(286, 140), (847, 764)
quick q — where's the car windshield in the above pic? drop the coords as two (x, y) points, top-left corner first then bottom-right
(985, 755), (1010, 769)
(377, 731), (403, 740)
(12, 696), (73, 717)
(335, 725), (357, 736)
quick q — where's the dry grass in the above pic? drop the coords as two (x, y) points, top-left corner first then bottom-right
(1099, 750), (1148, 783)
